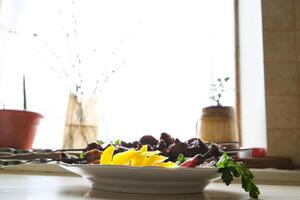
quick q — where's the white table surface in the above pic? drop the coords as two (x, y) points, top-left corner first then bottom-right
(0, 172), (300, 200)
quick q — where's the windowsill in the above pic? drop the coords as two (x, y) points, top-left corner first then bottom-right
(1, 164), (300, 186)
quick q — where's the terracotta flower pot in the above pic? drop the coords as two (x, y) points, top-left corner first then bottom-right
(0, 109), (43, 149)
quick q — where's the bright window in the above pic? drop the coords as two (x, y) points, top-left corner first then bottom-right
(0, 0), (235, 148)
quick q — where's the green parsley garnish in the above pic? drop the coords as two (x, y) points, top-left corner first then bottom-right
(216, 152), (260, 199)
(97, 140), (105, 145)
(79, 152), (84, 159)
(114, 139), (121, 146)
(108, 139), (122, 146)
(176, 153), (186, 165)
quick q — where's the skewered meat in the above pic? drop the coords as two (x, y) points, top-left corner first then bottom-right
(84, 142), (102, 152)
(60, 152), (87, 164)
(153, 139), (168, 156)
(120, 140), (139, 148)
(103, 144), (129, 154)
(61, 132), (223, 166)
(167, 139), (189, 161)
(160, 132), (175, 147)
(139, 135), (159, 146)
(84, 149), (102, 163)
(187, 138), (208, 151)
(187, 138), (209, 157)
(207, 144), (224, 158)
(114, 145), (130, 153)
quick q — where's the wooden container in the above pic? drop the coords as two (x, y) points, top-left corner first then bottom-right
(197, 106), (238, 144)
(63, 93), (99, 149)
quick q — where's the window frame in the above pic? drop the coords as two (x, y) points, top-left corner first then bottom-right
(0, 0), (241, 148)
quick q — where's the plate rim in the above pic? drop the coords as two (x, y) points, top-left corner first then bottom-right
(59, 163), (218, 172)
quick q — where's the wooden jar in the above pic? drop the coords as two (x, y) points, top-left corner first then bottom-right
(197, 106), (238, 144)
(63, 93), (99, 149)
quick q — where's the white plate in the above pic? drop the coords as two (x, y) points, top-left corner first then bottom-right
(60, 164), (220, 194)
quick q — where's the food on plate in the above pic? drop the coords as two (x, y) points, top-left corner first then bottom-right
(60, 132), (260, 199)
(84, 149), (102, 163)
(100, 145), (177, 168)
(108, 132), (216, 162)
(180, 144), (220, 168)
(77, 133), (223, 167)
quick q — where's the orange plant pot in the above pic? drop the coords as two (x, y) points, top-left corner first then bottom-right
(0, 109), (43, 149)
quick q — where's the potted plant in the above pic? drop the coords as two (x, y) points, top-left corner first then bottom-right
(0, 75), (43, 150)
(197, 77), (238, 147)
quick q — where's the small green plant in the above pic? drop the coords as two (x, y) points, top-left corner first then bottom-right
(210, 77), (230, 106)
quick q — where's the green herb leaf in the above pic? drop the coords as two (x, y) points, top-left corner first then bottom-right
(114, 139), (121, 146)
(176, 153), (186, 164)
(97, 140), (105, 145)
(224, 77), (230, 82)
(220, 167), (233, 185)
(230, 166), (240, 178)
(216, 152), (260, 199)
(79, 152), (84, 159)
